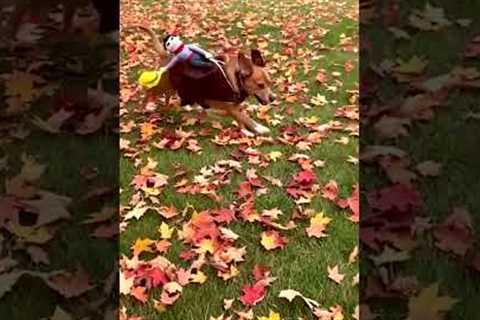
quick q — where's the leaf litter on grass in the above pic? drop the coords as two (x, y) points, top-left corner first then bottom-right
(0, 3), (118, 319)
(361, 0), (480, 319)
(120, 0), (358, 318)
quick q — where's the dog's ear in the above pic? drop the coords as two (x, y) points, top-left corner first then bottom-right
(238, 53), (253, 77)
(251, 49), (266, 67)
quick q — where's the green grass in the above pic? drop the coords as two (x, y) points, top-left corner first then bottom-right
(120, 0), (358, 319)
(0, 30), (118, 318)
(363, 0), (480, 319)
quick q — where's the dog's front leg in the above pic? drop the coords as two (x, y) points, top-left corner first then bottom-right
(207, 101), (270, 135)
(228, 106), (270, 135)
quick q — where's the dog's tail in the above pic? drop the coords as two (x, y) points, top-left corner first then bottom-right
(124, 25), (168, 57)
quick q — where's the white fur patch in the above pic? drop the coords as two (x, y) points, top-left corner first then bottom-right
(254, 123), (270, 135)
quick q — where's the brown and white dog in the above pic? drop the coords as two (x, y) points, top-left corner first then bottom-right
(135, 26), (276, 135)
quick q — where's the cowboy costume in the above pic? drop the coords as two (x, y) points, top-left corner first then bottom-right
(138, 70), (164, 111)
(137, 34), (237, 110)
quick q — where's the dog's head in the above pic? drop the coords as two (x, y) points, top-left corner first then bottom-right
(237, 49), (276, 105)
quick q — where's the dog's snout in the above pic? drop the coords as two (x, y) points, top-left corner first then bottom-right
(269, 93), (276, 102)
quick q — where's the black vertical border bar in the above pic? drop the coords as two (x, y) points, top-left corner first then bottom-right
(360, 0), (480, 319)
(0, 1), (119, 319)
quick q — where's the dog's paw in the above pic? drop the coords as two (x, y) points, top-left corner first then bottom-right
(241, 128), (255, 137)
(254, 124), (270, 135)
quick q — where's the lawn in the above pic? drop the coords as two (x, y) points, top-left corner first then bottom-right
(120, 0), (359, 319)
(0, 9), (118, 320)
(361, 0), (480, 319)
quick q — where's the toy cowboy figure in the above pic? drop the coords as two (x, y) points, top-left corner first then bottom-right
(159, 34), (214, 74)
(160, 34), (238, 94)
(137, 34), (239, 110)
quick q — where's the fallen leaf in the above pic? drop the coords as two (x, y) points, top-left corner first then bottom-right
(260, 231), (287, 251)
(240, 283), (266, 306)
(416, 161), (442, 177)
(306, 212), (332, 238)
(257, 310), (282, 320)
(131, 238), (155, 256)
(407, 283), (458, 320)
(327, 265), (345, 284)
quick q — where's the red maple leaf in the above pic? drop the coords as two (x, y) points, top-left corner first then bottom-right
(253, 264), (271, 282)
(337, 184), (359, 223)
(240, 282), (266, 306)
(214, 208), (236, 224)
(0, 196), (19, 227)
(366, 184), (422, 213)
(238, 181), (253, 199)
(321, 180), (339, 201)
(148, 268), (169, 288)
(286, 186), (306, 198)
(360, 227), (384, 251)
(179, 250), (196, 261)
(131, 175), (148, 189)
(294, 170), (316, 186)
(433, 207), (474, 257)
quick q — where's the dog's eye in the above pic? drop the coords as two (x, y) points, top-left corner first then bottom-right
(257, 83), (265, 89)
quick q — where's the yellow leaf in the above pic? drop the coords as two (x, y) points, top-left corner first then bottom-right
(394, 56), (428, 75)
(258, 310), (282, 320)
(20, 153), (46, 181)
(8, 224), (54, 244)
(3, 71), (44, 102)
(260, 231), (286, 251)
(131, 238), (155, 256)
(311, 212), (331, 226)
(304, 116), (319, 124)
(49, 307), (73, 320)
(407, 283), (458, 320)
(197, 239), (215, 254)
(158, 222), (174, 239)
(142, 186), (161, 196)
(260, 233), (276, 250)
(306, 212), (332, 238)
(141, 123), (156, 140)
(333, 310), (344, 320)
(153, 299), (167, 312)
(268, 151), (283, 162)
(191, 271), (207, 284)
